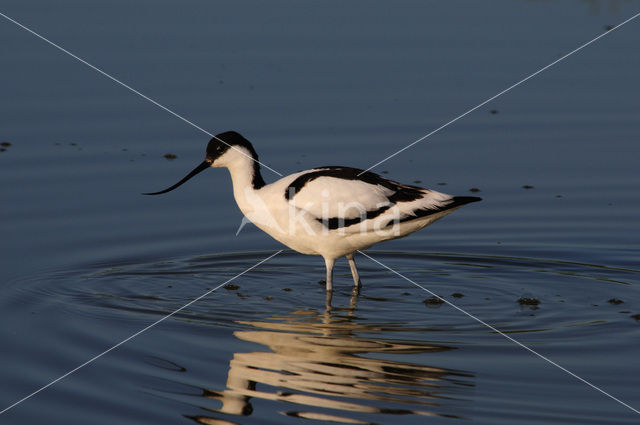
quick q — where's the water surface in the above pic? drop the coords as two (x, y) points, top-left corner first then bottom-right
(1, 1), (639, 424)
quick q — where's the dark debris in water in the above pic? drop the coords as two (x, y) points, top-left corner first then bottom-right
(283, 287), (292, 292)
(164, 153), (178, 160)
(143, 356), (187, 372)
(490, 109), (499, 114)
(631, 314), (640, 321)
(0, 141), (12, 152)
(517, 297), (540, 306)
(469, 187), (481, 193)
(451, 292), (464, 299)
(608, 298), (624, 305)
(424, 296), (444, 306)
(224, 284), (239, 290)
(604, 24), (614, 31)
(522, 185), (534, 189)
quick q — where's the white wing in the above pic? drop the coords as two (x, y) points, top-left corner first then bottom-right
(290, 176), (395, 219)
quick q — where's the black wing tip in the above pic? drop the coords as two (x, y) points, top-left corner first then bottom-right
(452, 196), (482, 205)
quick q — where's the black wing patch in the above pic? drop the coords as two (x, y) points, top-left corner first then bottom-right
(317, 204), (392, 230)
(284, 166), (425, 202)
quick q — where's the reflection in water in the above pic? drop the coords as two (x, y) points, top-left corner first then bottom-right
(189, 291), (474, 424)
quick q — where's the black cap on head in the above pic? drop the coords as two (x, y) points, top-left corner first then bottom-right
(206, 131), (256, 162)
(206, 131), (265, 189)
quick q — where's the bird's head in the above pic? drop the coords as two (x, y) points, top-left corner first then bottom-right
(143, 131), (260, 195)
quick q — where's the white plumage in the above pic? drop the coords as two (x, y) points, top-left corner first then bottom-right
(146, 131), (481, 291)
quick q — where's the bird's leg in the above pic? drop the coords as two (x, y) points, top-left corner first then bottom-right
(349, 285), (360, 310)
(324, 257), (335, 292)
(325, 290), (333, 310)
(346, 253), (362, 288)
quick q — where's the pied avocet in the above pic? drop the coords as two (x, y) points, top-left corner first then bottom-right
(145, 131), (480, 291)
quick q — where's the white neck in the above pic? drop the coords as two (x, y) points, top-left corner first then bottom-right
(221, 151), (263, 216)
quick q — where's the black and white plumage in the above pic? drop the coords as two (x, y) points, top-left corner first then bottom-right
(145, 131), (481, 291)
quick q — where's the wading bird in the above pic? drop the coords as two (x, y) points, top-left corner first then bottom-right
(145, 131), (480, 291)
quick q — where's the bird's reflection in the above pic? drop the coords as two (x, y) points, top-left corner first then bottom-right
(189, 290), (474, 424)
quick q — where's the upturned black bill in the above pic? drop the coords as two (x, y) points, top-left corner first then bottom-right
(143, 160), (210, 195)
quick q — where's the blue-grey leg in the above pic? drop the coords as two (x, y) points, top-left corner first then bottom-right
(325, 290), (333, 310)
(324, 256), (335, 291)
(346, 253), (361, 287)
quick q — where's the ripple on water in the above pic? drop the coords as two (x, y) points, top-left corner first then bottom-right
(4, 250), (639, 424)
(20, 250), (635, 324)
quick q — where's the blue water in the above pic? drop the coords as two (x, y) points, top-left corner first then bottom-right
(1, 1), (640, 424)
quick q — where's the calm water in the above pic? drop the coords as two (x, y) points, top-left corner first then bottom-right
(2, 1), (640, 424)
